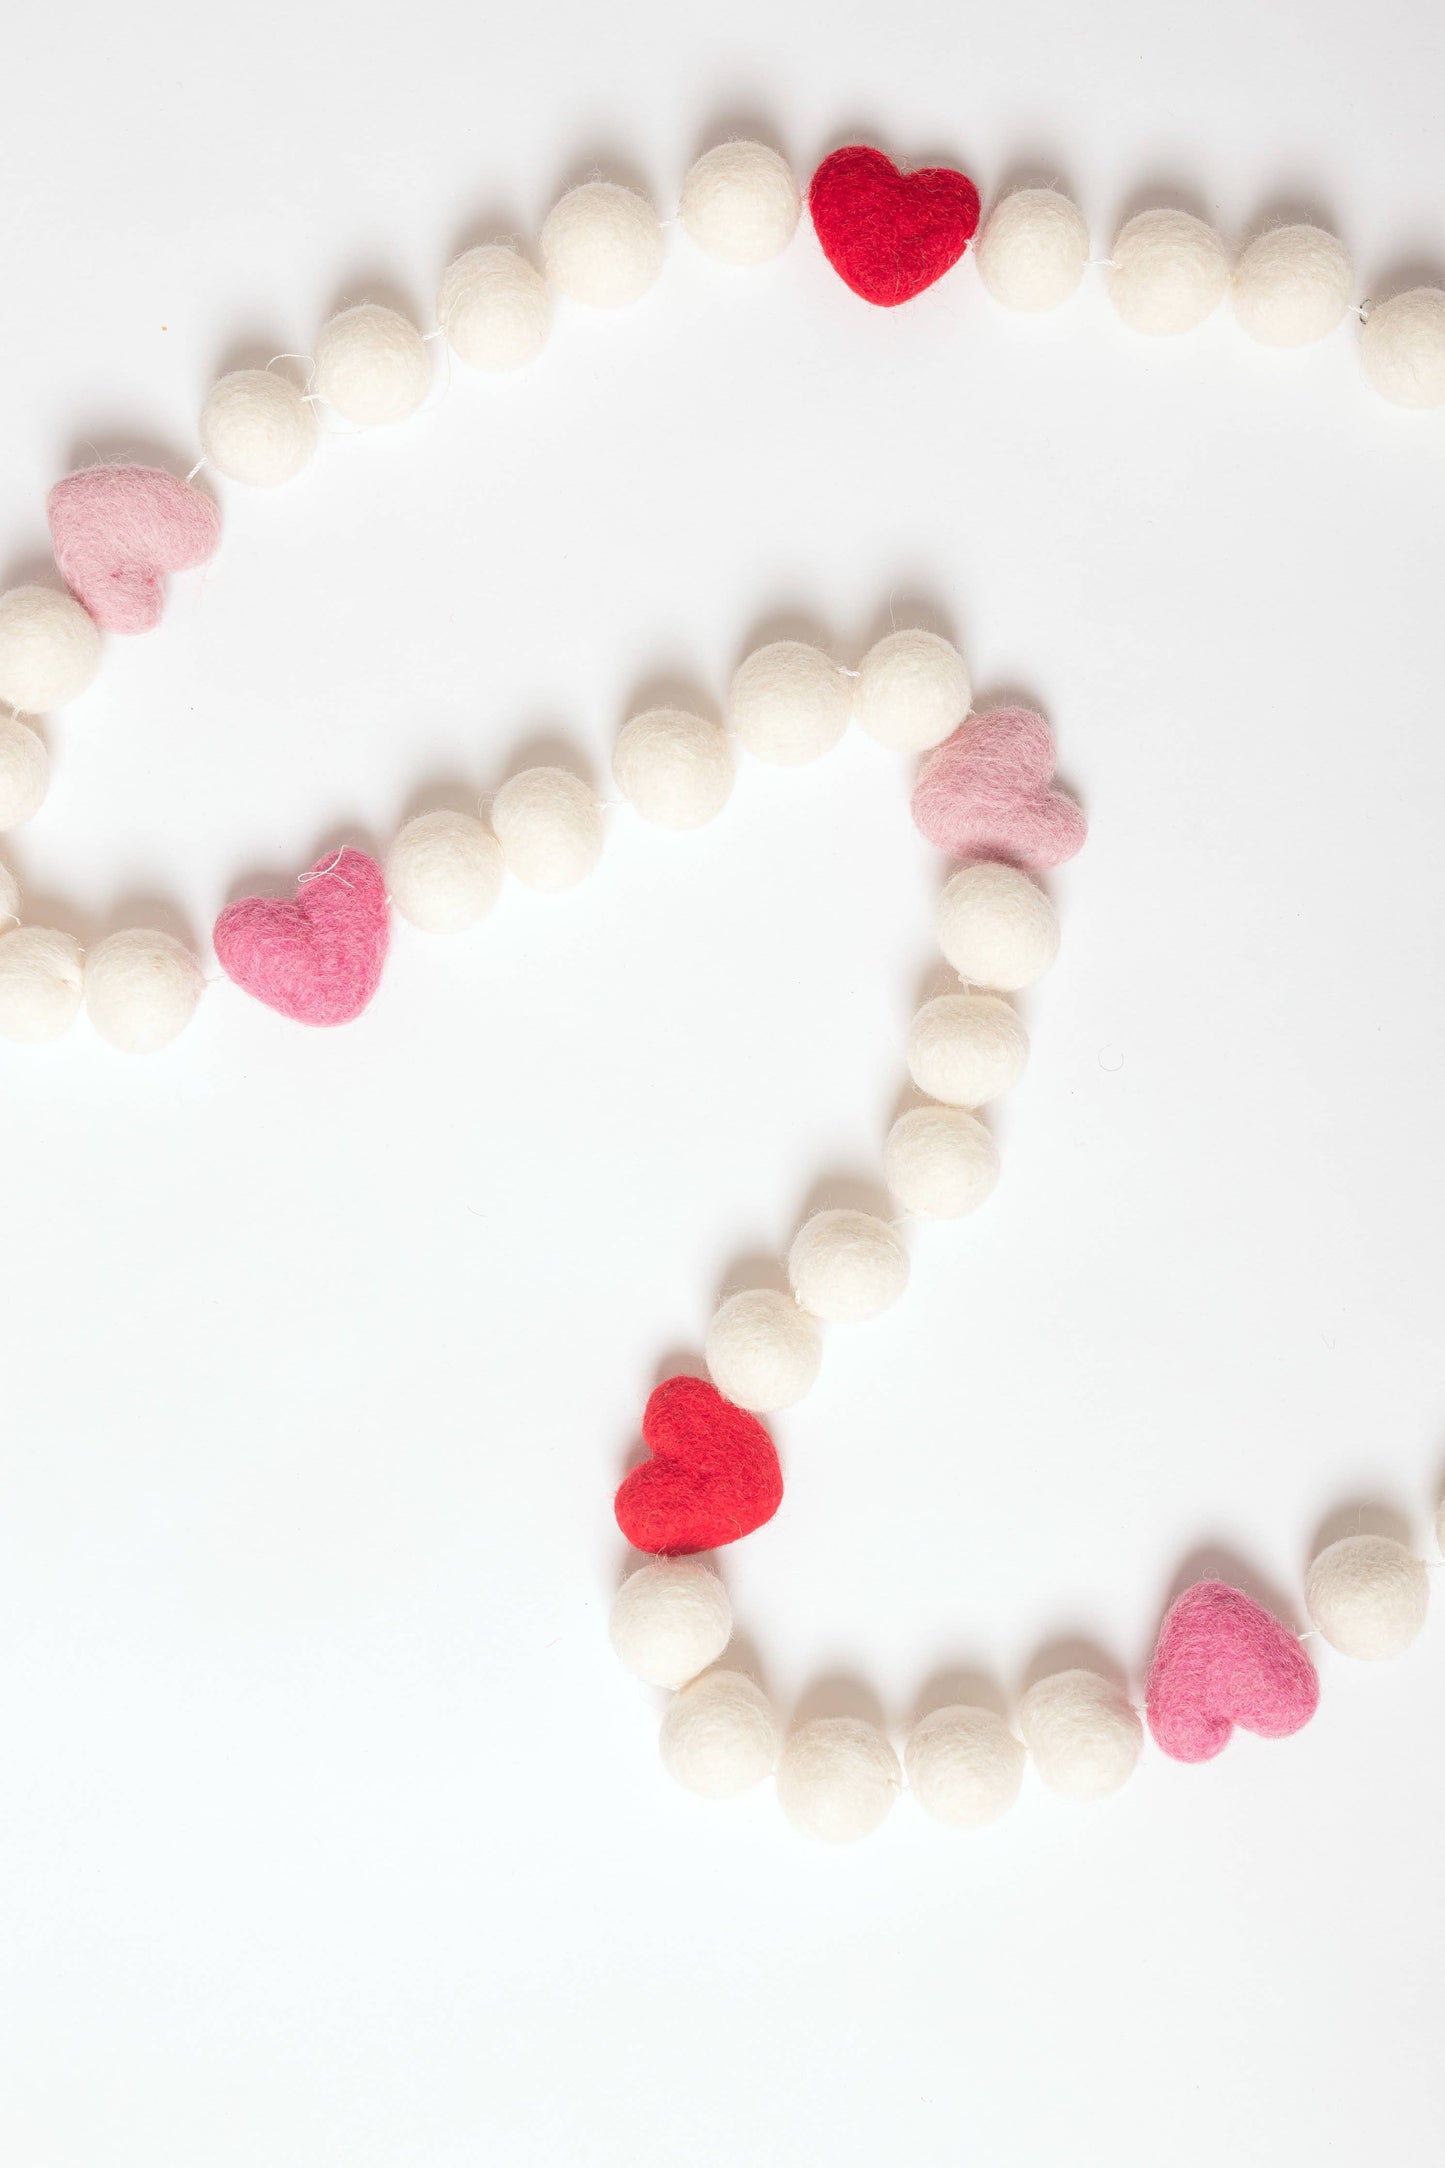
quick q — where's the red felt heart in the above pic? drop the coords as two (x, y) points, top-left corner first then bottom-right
(809, 145), (981, 306)
(213, 848), (390, 1026)
(912, 708), (1088, 867)
(1145, 1580), (1320, 1764)
(614, 1375), (784, 1555)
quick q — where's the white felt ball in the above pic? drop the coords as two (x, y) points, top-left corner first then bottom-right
(936, 862), (1059, 992)
(705, 1287), (822, 1413)
(908, 992), (1028, 1107)
(541, 182), (665, 307)
(1361, 288), (1445, 409)
(490, 768), (603, 891)
(437, 245), (551, 371)
(680, 142), (801, 266)
(0, 858), (17, 925)
(609, 1560), (732, 1688)
(728, 641), (852, 765)
(787, 1209), (909, 1323)
(1231, 225), (1352, 348)
(1018, 1670), (1143, 1800)
(386, 810), (504, 933)
(776, 1716), (901, 1844)
(0, 925), (84, 1042)
(0, 585), (100, 713)
(975, 188), (1090, 312)
(660, 1669), (780, 1798)
(906, 1705), (1025, 1829)
(313, 303), (431, 426)
(198, 369), (318, 485)
(1304, 1535), (1429, 1659)
(612, 708), (734, 829)
(0, 716), (48, 829)
(1108, 209), (1230, 336)
(853, 629), (971, 753)
(83, 929), (204, 1053)
(884, 1106), (999, 1219)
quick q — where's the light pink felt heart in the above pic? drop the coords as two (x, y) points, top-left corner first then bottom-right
(213, 848), (390, 1026)
(47, 464), (221, 634)
(1146, 1580), (1319, 1764)
(911, 707), (1087, 867)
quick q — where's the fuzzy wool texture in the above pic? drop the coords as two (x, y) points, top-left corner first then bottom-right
(1361, 288), (1445, 408)
(1018, 1669), (1143, 1800)
(660, 1669), (779, 1798)
(0, 584), (101, 712)
(0, 857), (17, 926)
(541, 182), (665, 308)
(1145, 1579), (1319, 1763)
(907, 992), (1029, 1108)
(883, 1104), (999, 1218)
(975, 188), (1090, 312)
(47, 465), (220, 635)
(313, 304), (431, 426)
(608, 1559), (732, 1688)
(437, 245), (552, 371)
(680, 142), (801, 267)
(1108, 209), (1230, 337)
(490, 767), (602, 891)
(612, 708), (735, 829)
(200, 369), (318, 486)
(728, 640), (852, 765)
(776, 1716), (901, 1843)
(83, 929), (204, 1053)
(853, 629), (970, 752)
(787, 1208), (909, 1323)
(385, 811), (504, 934)
(1231, 225), (1352, 348)
(0, 715), (49, 829)
(912, 707), (1086, 868)
(613, 1374), (784, 1556)
(936, 861), (1060, 992)
(705, 1287), (823, 1414)
(0, 925), (84, 1042)
(1304, 1535), (1429, 1659)
(808, 146), (980, 308)
(905, 1705), (1025, 1829)
(213, 847), (390, 1027)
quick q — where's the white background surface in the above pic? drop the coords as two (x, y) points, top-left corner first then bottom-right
(2, 3), (1444, 2162)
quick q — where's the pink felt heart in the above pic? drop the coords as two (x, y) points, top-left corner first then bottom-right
(911, 707), (1087, 867)
(47, 465), (221, 634)
(213, 848), (390, 1026)
(1146, 1580), (1319, 1763)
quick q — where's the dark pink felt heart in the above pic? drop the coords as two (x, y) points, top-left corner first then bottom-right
(213, 848), (390, 1026)
(911, 707), (1087, 867)
(1145, 1580), (1319, 1764)
(47, 465), (220, 634)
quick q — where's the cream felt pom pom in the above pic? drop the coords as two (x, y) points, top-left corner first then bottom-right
(1361, 289), (1445, 409)
(612, 708), (734, 829)
(728, 641), (852, 765)
(386, 810), (504, 933)
(853, 630), (970, 753)
(883, 1105), (999, 1219)
(0, 716), (49, 830)
(705, 1288), (822, 1413)
(975, 188), (1090, 312)
(906, 1705), (1025, 1828)
(1018, 1670), (1143, 1800)
(680, 142), (801, 266)
(907, 992), (1028, 1107)
(313, 303), (431, 426)
(83, 929), (203, 1053)
(936, 862), (1059, 991)
(437, 245), (551, 371)
(0, 925), (84, 1042)
(0, 585), (100, 712)
(1231, 226), (1352, 348)
(660, 1669), (780, 1797)
(776, 1716), (901, 1843)
(490, 768), (603, 891)
(0, 858), (17, 925)
(541, 182), (665, 307)
(1108, 209), (1230, 336)
(1304, 1535), (1429, 1659)
(610, 1560), (732, 1688)
(199, 369), (318, 485)
(787, 1209), (909, 1323)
